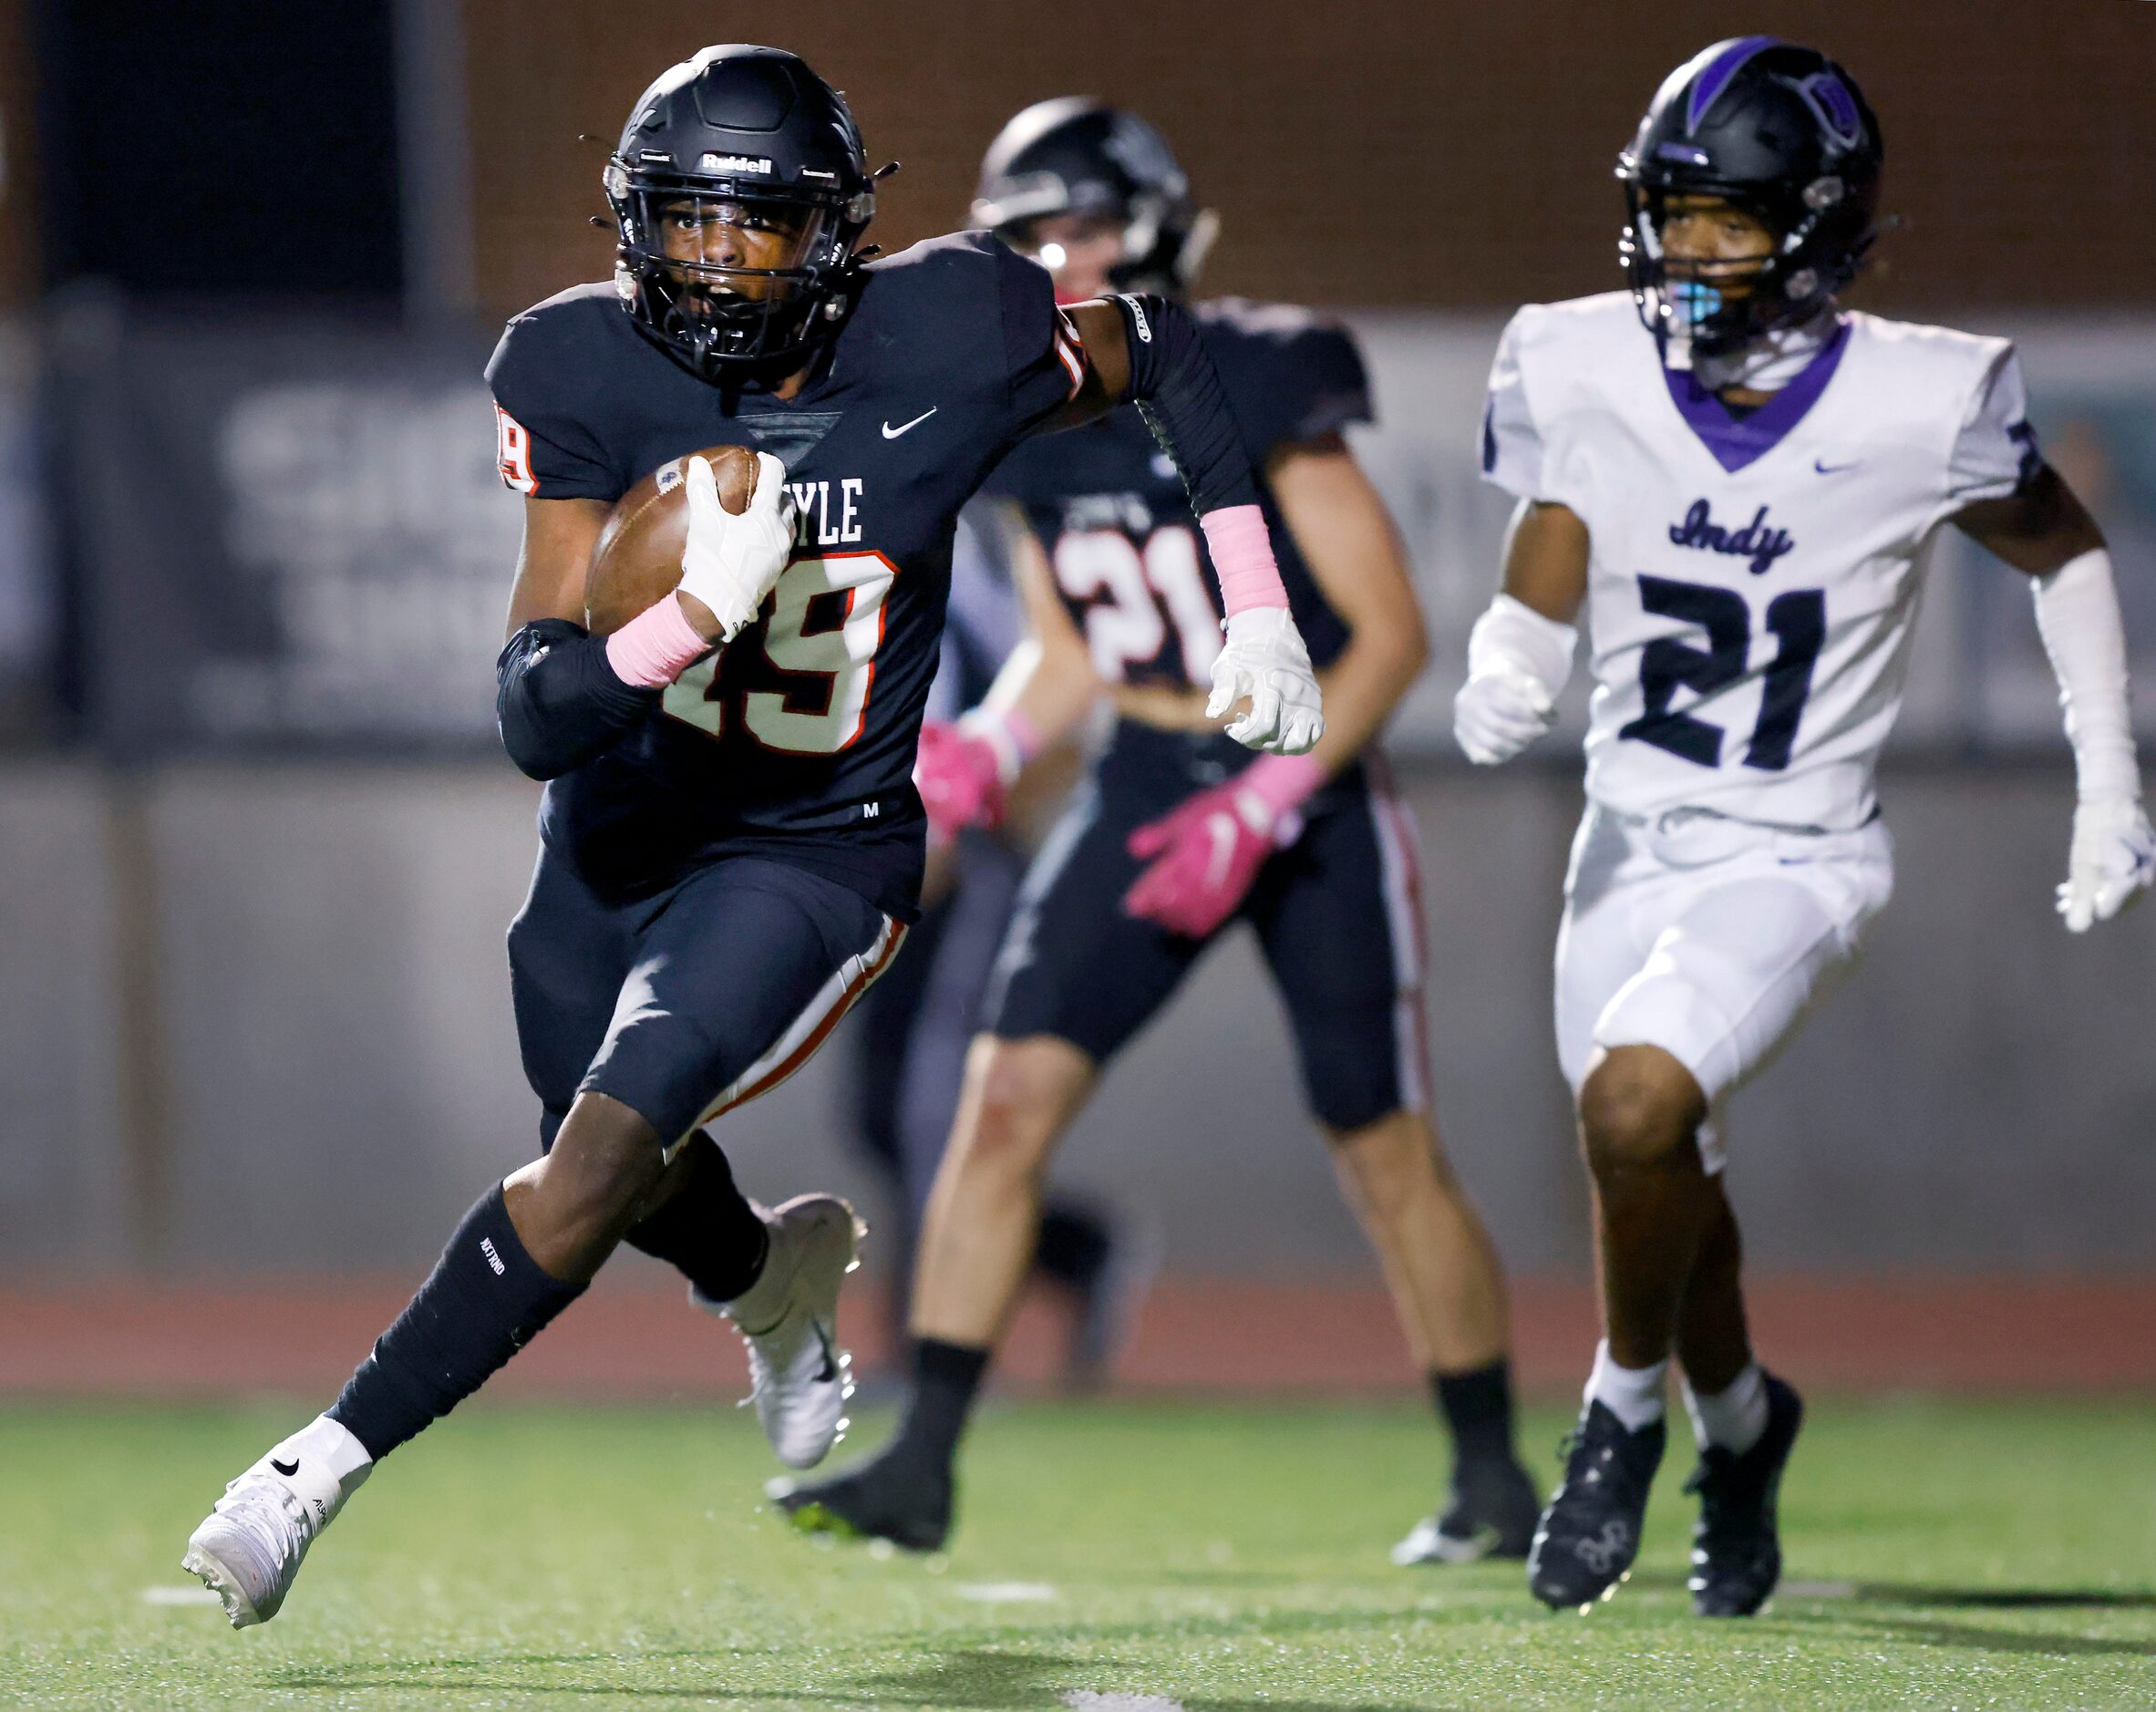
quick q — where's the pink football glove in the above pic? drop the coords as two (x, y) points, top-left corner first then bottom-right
(913, 720), (1007, 843)
(1122, 753), (1326, 939)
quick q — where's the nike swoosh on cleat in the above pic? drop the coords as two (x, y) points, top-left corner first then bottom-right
(1812, 457), (1860, 474)
(812, 1322), (840, 1384)
(882, 407), (937, 438)
(270, 1457), (299, 1477)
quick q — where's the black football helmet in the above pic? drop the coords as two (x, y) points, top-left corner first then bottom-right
(970, 98), (1216, 295)
(1617, 37), (1883, 356)
(606, 45), (881, 372)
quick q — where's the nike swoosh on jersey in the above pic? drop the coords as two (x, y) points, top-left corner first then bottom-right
(1812, 457), (1860, 474)
(882, 407), (938, 439)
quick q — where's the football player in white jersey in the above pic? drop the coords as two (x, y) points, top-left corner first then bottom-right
(1453, 36), (2154, 1617)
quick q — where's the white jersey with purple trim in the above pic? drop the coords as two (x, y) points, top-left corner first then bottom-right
(1481, 292), (2037, 830)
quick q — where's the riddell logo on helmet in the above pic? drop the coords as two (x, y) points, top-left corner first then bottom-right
(699, 153), (772, 175)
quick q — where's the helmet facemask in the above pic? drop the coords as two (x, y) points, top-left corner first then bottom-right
(607, 164), (873, 372)
(1621, 173), (1868, 361)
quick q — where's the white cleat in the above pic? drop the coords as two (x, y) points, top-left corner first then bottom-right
(695, 1193), (863, 1470)
(181, 1419), (370, 1629)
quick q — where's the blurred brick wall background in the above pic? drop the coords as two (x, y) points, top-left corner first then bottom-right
(0, 0), (36, 306)
(460, 0), (2156, 319)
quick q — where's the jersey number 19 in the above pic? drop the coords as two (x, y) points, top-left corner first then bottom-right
(663, 552), (897, 755)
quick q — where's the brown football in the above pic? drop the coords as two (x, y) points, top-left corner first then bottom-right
(583, 443), (761, 635)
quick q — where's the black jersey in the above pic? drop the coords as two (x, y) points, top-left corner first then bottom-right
(982, 298), (1367, 695)
(486, 232), (1083, 917)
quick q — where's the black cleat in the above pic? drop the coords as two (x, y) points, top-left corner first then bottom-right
(1686, 1371), (1804, 1617)
(766, 1449), (952, 1553)
(1392, 1456), (1542, 1564)
(1527, 1401), (1666, 1611)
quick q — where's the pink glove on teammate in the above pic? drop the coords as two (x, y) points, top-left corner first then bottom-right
(913, 708), (1042, 844)
(1122, 752), (1326, 939)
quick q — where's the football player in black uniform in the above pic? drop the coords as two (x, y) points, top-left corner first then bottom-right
(181, 47), (1324, 1629)
(774, 100), (1539, 1564)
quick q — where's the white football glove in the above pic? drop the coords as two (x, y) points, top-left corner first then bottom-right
(2058, 793), (2155, 933)
(1208, 605), (1324, 754)
(677, 450), (796, 643)
(1453, 667), (1556, 765)
(1452, 592), (1576, 765)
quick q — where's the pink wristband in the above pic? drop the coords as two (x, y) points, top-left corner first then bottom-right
(1200, 503), (1289, 614)
(604, 595), (710, 687)
(1237, 751), (1326, 819)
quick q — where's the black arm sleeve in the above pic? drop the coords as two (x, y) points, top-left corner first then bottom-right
(1112, 293), (1262, 517)
(496, 619), (661, 780)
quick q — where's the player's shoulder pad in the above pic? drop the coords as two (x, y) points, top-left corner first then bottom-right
(1843, 312), (2030, 484)
(485, 281), (624, 394)
(1199, 296), (1363, 374)
(856, 231), (1042, 381)
(1501, 292), (1641, 371)
(1197, 295), (1373, 447)
(858, 230), (1012, 301)
(1841, 310), (2015, 401)
(1495, 292), (1648, 423)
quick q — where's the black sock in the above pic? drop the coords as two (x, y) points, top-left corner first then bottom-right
(624, 1133), (769, 1301)
(1432, 1358), (1519, 1469)
(327, 1183), (583, 1461)
(1034, 1201), (1114, 1294)
(890, 1336), (991, 1473)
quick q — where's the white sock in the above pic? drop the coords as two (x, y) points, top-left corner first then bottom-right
(1585, 1340), (1667, 1432)
(273, 1414), (375, 1493)
(1683, 1363), (1769, 1456)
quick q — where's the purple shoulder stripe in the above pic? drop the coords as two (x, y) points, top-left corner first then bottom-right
(1687, 36), (1780, 135)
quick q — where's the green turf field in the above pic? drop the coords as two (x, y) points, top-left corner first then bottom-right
(2, 1397), (2151, 1709)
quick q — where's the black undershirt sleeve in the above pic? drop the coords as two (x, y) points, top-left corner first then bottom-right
(1110, 293), (1263, 517)
(495, 618), (660, 780)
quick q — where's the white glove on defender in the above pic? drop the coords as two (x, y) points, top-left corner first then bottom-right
(2058, 795), (2154, 932)
(678, 450), (797, 643)
(1210, 606), (1324, 754)
(2031, 549), (2153, 932)
(1453, 593), (1577, 765)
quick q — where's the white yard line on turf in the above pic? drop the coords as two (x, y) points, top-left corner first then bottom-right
(1059, 1695), (1185, 1712)
(957, 1582), (1058, 1603)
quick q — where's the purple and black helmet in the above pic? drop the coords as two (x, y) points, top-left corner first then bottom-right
(1617, 37), (1884, 355)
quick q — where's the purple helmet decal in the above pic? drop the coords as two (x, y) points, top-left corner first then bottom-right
(1686, 35), (1780, 135)
(1797, 71), (1865, 150)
